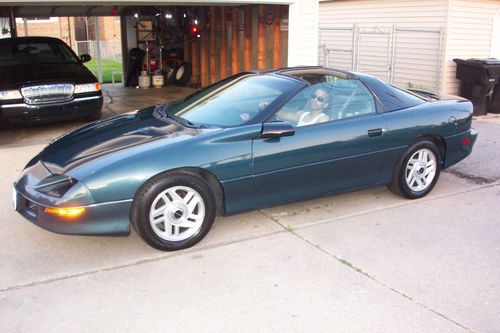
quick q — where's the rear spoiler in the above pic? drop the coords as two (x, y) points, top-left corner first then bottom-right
(407, 88), (441, 100)
(407, 88), (468, 102)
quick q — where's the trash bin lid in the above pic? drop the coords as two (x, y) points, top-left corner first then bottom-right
(454, 58), (500, 67)
(454, 58), (500, 79)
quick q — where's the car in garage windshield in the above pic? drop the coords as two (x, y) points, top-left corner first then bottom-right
(0, 39), (79, 66)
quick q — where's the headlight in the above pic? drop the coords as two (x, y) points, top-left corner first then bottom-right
(74, 83), (101, 94)
(0, 89), (22, 100)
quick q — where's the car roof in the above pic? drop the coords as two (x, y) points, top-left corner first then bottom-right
(0, 36), (66, 45)
(263, 66), (426, 112)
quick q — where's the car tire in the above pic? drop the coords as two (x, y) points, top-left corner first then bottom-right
(172, 61), (192, 87)
(388, 140), (441, 199)
(85, 109), (102, 122)
(131, 173), (216, 251)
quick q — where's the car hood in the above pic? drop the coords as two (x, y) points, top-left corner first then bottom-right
(0, 63), (97, 90)
(34, 105), (219, 175)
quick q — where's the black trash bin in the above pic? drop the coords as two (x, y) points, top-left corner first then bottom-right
(453, 58), (500, 115)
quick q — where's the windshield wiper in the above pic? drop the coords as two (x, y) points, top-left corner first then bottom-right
(153, 104), (206, 128)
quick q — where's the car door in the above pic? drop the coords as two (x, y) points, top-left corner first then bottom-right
(251, 80), (390, 208)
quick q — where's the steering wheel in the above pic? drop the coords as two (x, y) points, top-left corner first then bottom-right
(338, 90), (357, 119)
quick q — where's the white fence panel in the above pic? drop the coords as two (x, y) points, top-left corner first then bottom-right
(319, 25), (444, 92)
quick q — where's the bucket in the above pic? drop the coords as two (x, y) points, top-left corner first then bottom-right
(138, 73), (150, 89)
(152, 71), (164, 88)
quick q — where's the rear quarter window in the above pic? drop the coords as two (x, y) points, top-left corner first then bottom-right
(358, 74), (426, 112)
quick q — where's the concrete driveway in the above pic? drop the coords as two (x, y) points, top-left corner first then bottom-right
(0, 89), (499, 332)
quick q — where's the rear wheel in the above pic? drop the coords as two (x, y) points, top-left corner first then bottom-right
(389, 140), (441, 199)
(131, 173), (216, 251)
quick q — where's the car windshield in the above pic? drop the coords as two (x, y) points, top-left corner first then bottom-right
(0, 40), (79, 66)
(163, 74), (300, 127)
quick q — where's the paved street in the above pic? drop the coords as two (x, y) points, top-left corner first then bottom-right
(0, 87), (499, 332)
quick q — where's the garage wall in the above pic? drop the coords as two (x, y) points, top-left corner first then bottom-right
(443, 0), (500, 94)
(184, 5), (288, 87)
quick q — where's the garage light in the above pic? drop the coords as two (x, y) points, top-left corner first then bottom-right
(134, 13), (139, 19)
(44, 207), (85, 218)
(74, 83), (101, 94)
(0, 89), (22, 100)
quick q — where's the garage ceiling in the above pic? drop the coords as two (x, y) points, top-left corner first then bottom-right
(1, 1), (292, 17)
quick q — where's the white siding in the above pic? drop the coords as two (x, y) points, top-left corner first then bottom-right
(319, 0), (448, 27)
(492, 10), (500, 58)
(288, 0), (320, 66)
(319, 0), (447, 91)
(443, 0), (500, 94)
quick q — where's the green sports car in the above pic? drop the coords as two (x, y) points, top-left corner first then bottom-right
(13, 67), (477, 251)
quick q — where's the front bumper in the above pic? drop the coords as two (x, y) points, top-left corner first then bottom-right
(13, 189), (131, 236)
(13, 159), (131, 236)
(1, 94), (102, 124)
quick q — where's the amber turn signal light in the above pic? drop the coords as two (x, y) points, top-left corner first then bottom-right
(44, 207), (85, 217)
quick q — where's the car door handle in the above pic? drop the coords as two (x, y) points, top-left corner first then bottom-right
(367, 128), (384, 137)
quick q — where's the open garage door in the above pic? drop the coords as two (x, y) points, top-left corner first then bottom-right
(1, 4), (289, 88)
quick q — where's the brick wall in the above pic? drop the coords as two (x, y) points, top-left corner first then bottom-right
(16, 16), (120, 49)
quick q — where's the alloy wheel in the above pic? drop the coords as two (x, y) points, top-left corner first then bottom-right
(149, 186), (205, 241)
(405, 148), (437, 192)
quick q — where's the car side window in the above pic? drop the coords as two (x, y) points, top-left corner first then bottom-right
(272, 76), (376, 127)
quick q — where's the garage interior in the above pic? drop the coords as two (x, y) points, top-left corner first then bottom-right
(1, 4), (289, 88)
(0, 3), (290, 146)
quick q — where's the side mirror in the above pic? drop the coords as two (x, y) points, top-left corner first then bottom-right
(80, 54), (91, 63)
(261, 121), (295, 139)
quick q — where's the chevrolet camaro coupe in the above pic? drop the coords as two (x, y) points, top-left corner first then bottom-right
(13, 67), (477, 251)
(0, 36), (102, 125)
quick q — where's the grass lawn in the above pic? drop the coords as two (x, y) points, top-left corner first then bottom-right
(84, 59), (123, 83)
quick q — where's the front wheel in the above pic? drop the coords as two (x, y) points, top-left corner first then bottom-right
(389, 140), (441, 199)
(131, 173), (216, 251)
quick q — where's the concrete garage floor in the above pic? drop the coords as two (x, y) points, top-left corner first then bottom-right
(0, 86), (500, 332)
(0, 84), (195, 147)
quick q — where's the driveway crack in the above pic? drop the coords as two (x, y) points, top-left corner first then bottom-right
(278, 225), (475, 333)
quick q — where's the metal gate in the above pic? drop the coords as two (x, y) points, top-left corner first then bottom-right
(319, 25), (444, 92)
